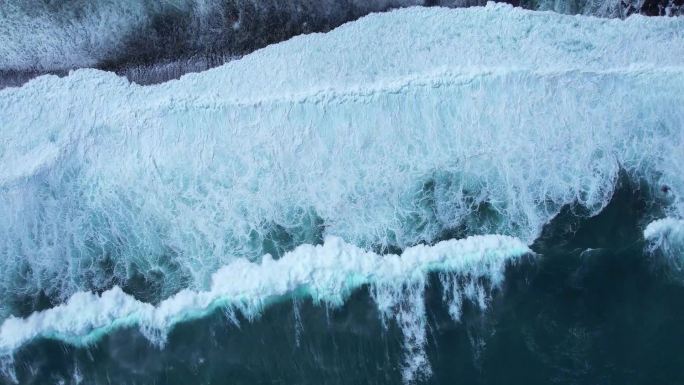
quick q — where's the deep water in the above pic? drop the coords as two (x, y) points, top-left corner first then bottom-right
(4, 179), (683, 385)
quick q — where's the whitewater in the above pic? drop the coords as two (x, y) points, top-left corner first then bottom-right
(1, 3), (683, 383)
(3, 0), (678, 88)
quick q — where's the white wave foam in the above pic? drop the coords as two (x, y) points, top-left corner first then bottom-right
(0, 0), (434, 74)
(0, 235), (530, 382)
(644, 218), (684, 261)
(1, 1), (676, 81)
(0, 4), (683, 312)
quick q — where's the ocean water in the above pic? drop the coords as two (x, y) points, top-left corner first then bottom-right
(1, 0), (682, 88)
(1, 3), (684, 385)
(4, 179), (684, 384)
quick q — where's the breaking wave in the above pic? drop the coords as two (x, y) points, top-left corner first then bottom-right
(0, 0), (462, 86)
(0, 4), (683, 383)
(0, 235), (530, 382)
(1, 0), (681, 88)
(1, 4), (683, 313)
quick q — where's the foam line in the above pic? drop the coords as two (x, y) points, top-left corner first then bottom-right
(0, 236), (529, 360)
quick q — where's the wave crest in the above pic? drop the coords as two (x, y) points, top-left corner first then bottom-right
(0, 235), (530, 383)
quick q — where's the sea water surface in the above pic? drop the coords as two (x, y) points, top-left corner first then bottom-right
(1, 3), (683, 385)
(3, 180), (684, 384)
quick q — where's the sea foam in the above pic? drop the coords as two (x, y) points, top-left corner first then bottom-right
(0, 4), (683, 317)
(0, 5), (683, 383)
(645, 218), (684, 261)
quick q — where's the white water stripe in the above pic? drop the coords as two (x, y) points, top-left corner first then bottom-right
(0, 235), (529, 356)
